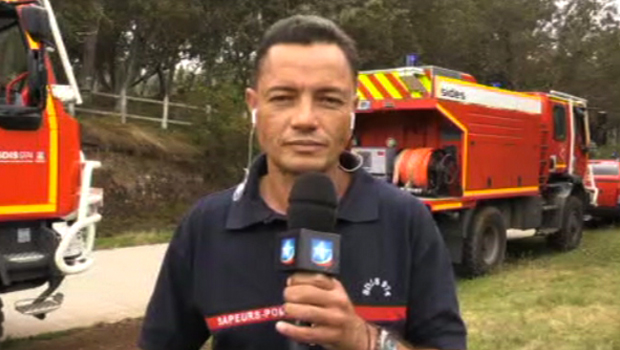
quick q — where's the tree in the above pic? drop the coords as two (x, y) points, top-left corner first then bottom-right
(51, 0), (620, 138)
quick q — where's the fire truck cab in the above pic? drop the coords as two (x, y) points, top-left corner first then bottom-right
(0, 0), (102, 336)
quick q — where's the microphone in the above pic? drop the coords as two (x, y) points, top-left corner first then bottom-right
(277, 172), (341, 350)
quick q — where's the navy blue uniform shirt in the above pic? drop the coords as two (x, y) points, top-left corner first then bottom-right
(138, 152), (467, 350)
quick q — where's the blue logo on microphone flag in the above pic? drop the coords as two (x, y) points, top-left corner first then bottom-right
(311, 239), (333, 267)
(281, 238), (296, 264)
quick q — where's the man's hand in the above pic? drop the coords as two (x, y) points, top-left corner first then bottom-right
(276, 273), (374, 350)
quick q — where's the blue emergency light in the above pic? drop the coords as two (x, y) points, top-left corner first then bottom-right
(406, 54), (418, 67)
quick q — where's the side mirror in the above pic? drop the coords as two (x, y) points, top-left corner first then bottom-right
(19, 5), (53, 47)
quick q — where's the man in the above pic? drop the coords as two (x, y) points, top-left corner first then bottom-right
(138, 15), (467, 350)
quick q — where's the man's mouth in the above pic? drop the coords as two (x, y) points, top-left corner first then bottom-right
(284, 140), (328, 151)
(285, 140), (326, 146)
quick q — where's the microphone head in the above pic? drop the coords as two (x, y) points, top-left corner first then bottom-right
(287, 172), (338, 232)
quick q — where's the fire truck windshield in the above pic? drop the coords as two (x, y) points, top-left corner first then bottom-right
(0, 19), (28, 106)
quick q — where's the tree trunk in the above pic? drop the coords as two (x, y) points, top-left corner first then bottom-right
(156, 66), (166, 99)
(115, 27), (143, 111)
(96, 69), (110, 92)
(79, 13), (101, 92)
(166, 64), (176, 98)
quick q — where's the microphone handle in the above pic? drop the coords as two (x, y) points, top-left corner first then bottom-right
(288, 320), (312, 350)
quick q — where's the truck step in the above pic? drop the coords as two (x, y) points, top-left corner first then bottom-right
(15, 293), (64, 318)
(542, 204), (558, 211)
(538, 228), (559, 235)
(4, 252), (47, 264)
(3, 251), (51, 270)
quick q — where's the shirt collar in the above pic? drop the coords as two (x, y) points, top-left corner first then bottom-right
(225, 152), (379, 230)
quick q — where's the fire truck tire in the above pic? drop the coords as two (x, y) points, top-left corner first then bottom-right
(547, 195), (584, 251)
(462, 206), (507, 277)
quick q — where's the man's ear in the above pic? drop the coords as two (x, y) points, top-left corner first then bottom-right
(245, 87), (258, 117)
(350, 95), (359, 131)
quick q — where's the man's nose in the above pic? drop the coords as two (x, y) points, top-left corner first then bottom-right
(290, 98), (318, 130)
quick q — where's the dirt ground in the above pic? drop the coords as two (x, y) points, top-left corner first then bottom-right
(3, 318), (144, 350)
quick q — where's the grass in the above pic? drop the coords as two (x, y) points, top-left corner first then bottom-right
(459, 228), (620, 350)
(94, 230), (173, 250)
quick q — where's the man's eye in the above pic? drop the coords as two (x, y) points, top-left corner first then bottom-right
(270, 96), (293, 103)
(320, 97), (344, 106)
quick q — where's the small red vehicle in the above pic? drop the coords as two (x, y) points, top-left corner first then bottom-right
(586, 159), (620, 222)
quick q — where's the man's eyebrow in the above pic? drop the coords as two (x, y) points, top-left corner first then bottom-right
(316, 87), (347, 95)
(265, 85), (348, 96)
(266, 86), (298, 94)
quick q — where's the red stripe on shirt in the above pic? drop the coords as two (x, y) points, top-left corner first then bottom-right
(355, 306), (407, 322)
(206, 306), (285, 331)
(205, 305), (407, 331)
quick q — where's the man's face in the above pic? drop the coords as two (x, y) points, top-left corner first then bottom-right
(246, 43), (357, 175)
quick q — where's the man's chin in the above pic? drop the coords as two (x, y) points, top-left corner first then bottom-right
(277, 156), (333, 175)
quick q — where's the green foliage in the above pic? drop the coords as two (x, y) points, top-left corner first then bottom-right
(338, 0), (419, 69)
(186, 83), (253, 189)
(591, 142), (620, 160)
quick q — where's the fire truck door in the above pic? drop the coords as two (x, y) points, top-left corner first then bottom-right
(551, 102), (569, 171)
(571, 104), (589, 177)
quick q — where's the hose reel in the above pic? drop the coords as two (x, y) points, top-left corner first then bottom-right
(392, 147), (458, 196)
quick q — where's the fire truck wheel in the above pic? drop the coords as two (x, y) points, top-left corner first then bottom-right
(462, 206), (507, 277)
(547, 196), (584, 251)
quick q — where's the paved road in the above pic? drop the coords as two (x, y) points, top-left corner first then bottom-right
(1, 244), (168, 340)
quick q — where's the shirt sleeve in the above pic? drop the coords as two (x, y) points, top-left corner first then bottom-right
(138, 210), (210, 350)
(404, 201), (468, 350)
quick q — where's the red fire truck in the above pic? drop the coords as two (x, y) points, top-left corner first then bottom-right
(352, 65), (599, 277)
(0, 0), (102, 336)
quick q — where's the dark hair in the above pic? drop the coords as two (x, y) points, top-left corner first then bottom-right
(253, 15), (359, 86)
